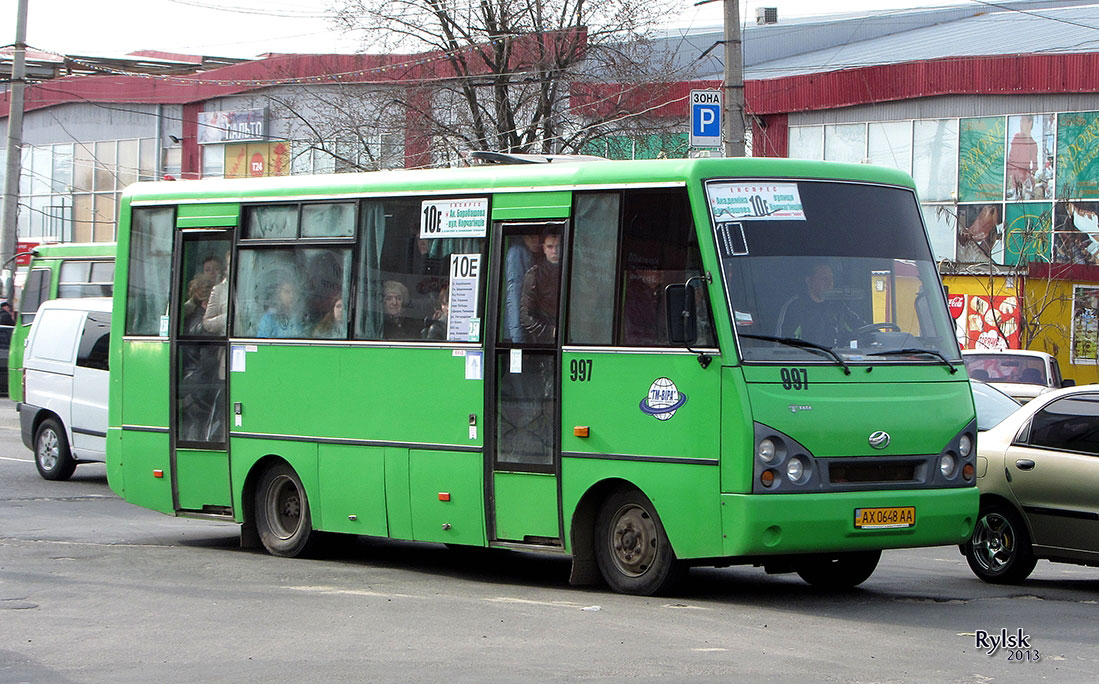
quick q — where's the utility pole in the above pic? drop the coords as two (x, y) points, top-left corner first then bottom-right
(723, 0), (745, 157)
(1, 0), (30, 297)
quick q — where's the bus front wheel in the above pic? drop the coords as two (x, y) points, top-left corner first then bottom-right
(255, 463), (316, 557)
(594, 489), (681, 595)
(794, 550), (881, 589)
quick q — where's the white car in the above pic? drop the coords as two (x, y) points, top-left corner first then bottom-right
(18, 298), (111, 480)
(962, 349), (1073, 402)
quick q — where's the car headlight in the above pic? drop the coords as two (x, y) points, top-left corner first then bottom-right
(940, 453), (957, 478)
(958, 433), (973, 458)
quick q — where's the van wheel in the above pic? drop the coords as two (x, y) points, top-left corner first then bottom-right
(795, 550), (881, 588)
(964, 505), (1037, 584)
(595, 489), (681, 595)
(35, 418), (76, 481)
(254, 463), (316, 557)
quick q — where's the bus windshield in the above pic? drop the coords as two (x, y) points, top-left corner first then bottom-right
(708, 180), (960, 364)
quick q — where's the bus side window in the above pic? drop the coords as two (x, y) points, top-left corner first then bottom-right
(567, 193), (619, 345)
(126, 207), (175, 336)
(20, 268), (50, 325)
(234, 246), (352, 339)
(617, 189), (714, 347)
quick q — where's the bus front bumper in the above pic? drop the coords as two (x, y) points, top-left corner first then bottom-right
(720, 487), (978, 557)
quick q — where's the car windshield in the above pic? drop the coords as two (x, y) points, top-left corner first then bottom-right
(964, 354), (1048, 385)
(971, 381), (1022, 431)
(708, 180), (960, 364)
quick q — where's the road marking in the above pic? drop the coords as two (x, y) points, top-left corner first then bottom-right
(284, 585), (422, 599)
(0, 456), (33, 463)
(486, 597), (587, 609)
(691, 648), (728, 652)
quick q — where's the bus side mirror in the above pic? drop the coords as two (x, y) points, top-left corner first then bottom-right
(665, 283), (697, 346)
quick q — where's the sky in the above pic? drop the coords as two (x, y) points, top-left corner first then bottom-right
(1, 0), (980, 59)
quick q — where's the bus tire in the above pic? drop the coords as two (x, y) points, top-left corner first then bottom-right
(594, 489), (681, 595)
(35, 417), (76, 481)
(255, 463), (316, 558)
(795, 549), (881, 589)
(964, 505), (1037, 584)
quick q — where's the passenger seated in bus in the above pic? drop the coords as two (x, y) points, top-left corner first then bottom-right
(505, 234), (543, 342)
(422, 285), (449, 340)
(520, 230), (561, 344)
(202, 251), (231, 335)
(382, 280), (416, 339)
(775, 262), (863, 347)
(182, 273), (217, 336)
(311, 296), (345, 339)
(257, 279), (306, 338)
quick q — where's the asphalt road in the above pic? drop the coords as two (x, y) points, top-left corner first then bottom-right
(1, 399), (1098, 683)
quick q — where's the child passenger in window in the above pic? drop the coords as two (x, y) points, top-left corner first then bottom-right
(257, 279), (306, 338)
(312, 296), (345, 339)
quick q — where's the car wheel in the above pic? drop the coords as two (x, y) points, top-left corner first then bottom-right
(35, 417), (76, 481)
(795, 550), (881, 589)
(594, 488), (682, 595)
(254, 463), (316, 557)
(965, 505), (1037, 584)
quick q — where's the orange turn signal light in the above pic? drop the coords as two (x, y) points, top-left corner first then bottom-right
(438, 492), (451, 502)
(760, 469), (776, 487)
(573, 426), (590, 438)
(962, 463), (975, 481)
(153, 469), (164, 478)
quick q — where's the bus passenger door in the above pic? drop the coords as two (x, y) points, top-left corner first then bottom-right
(171, 230), (234, 515)
(486, 221), (568, 546)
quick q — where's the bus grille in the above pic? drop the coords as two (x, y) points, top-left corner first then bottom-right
(828, 461), (918, 484)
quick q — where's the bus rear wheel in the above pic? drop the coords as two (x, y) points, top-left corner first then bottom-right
(795, 550), (881, 589)
(594, 489), (681, 595)
(255, 463), (316, 557)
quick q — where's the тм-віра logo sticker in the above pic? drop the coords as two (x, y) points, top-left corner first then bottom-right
(639, 377), (688, 421)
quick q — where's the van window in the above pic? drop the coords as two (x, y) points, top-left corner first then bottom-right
(28, 309), (85, 363)
(76, 312), (111, 371)
(20, 268), (50, 324)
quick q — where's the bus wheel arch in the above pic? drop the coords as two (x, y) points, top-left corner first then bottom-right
(569, 478), (633, 586)
(248, 456), (317, 558)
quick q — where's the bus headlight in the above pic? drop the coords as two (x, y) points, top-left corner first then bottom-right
(940, 453), (957, 479)
(758, 438), (777, 464)
(786, 457), (808, 484)
(958, 433), (973, 458)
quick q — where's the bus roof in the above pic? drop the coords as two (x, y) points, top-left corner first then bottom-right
(123, 157), (917, 205)
(29, 242), (117, 259)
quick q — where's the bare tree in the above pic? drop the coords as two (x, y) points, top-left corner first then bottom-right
(326, 0), (695, 166)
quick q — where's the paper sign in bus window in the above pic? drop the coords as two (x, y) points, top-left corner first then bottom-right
(447, 253), (481, 341)
(707, 183), (806, 221)
(421, 198), (489, 238)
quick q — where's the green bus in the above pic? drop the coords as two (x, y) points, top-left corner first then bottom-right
(8, 242), (116, 400)
(107, 158), (978, 595)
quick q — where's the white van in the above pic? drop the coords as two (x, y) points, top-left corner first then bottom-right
(19, 298), (111, 480)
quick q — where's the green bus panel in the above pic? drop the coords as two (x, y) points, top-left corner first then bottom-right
(175, 202), (241, 228)
(105, 428), (125, 495)
(384, 447), (413, 540)
(490, 191), (572, 221)
(719, 367), (755, 494)
(409, 450), (485, 546)
(229, 345), (483, 448)
(561, 457), (722, 559)
(176, 449), (231, 511)
(117, 340), (170, 428)
(720, 488), (978, 557)
(742, 366), (975, 458)
(493, 471), (559, 541)
(560, 351), (720, 461)
(115, 430), (174, 514)
(228, 437), (319, 525)
(316, 443), (388, 536)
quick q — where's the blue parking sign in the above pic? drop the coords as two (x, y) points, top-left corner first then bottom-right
(690, 89), (722, 148)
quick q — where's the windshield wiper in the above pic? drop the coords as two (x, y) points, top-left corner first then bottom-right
(867, 348), (959, 373)
(739, 334), (851, 375)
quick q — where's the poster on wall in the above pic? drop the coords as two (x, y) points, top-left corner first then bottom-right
(1005, 114), (1055, 201)
(1053, 200), (1099, 264)
(955, 204), (1004, 263)
(1003, 202), (1053, 265)
(959, 117), (1006, 202)
(1071, 285), (1099, 364)
(1057, 111), (1099, 199)
(950, 293), (1022, 350)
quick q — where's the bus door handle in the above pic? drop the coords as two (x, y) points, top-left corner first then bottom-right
(1015, 459), (1036, 471)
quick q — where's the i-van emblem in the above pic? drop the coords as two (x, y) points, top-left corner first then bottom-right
(869, 431), (891, 449)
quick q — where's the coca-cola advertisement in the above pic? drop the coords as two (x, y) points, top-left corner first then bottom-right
(949, 293), (1021, 349)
